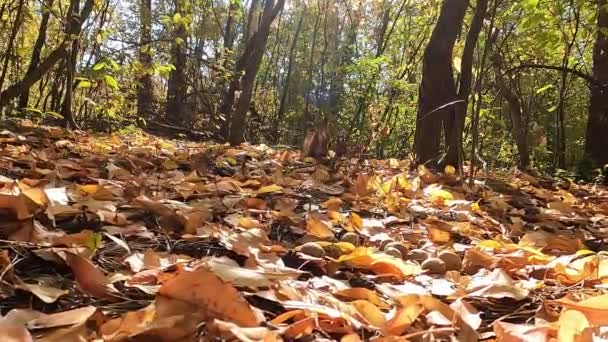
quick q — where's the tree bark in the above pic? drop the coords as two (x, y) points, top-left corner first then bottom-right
(494, 58), (530, 169)
(413, 0), (468, 167)
(165, 0), (189, 124)
(221, 0), (285, 145)
(584, 0), (608, 169)
(137, 0), (154, 119)
(19, 0), (53, 109)
(444, 0), (488, 170)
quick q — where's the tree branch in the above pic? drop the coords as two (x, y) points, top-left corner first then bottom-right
(506, 63), (604, 87)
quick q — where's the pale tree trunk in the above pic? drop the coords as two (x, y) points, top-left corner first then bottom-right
(137, 0), (154, 119)
(584, 0), (608, 169)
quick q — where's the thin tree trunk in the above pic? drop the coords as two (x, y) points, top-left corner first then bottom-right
(444, 0), (488, 170)
(0, 0), (26, 97)
(0, 0), (93, 112)
(18, 0), (53, 109)
(165, 0), (189, 124)
(274, 8), (304, 141)
(137, 0), (154, 119)
(60, 0), (83, 128)
(584, 0), (608, 170)
(413, 0), (468, 167)
(222, 0), (285, 145)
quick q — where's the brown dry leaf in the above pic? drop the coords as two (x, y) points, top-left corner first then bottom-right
(322, 197), (343, 211)
(0, 321), (33, 342)
(15, 280), (68, 304)
(65, 252), (118, 300)
(158, 268), (262, 327)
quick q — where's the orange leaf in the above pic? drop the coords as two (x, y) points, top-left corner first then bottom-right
(159, 268), (262, 327)
(306, 217), (334, 239)
(65, 252), (117, 300)
(351, 300), (386, 328)
(384, 304), (423, 336)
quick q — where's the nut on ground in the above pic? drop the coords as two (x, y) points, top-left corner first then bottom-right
(407, 249), (430, 262)
(437, 250), (462, 271)
(298, 242), (326, 258)
(421, 257), (446, 274)
(340, 232), (360, 246)
(384, 247), (403, 259)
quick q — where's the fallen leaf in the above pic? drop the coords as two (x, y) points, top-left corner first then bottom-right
(65, 252), (117, 300)
(159, 268), (262, 327)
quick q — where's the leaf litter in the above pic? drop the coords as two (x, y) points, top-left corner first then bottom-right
(0, 122), (608, 341)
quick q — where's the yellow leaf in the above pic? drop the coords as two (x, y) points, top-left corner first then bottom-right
(444, 165), (456, 175)
(257, 184), (284, 194)
(334, 288), (388, 309)
(237, 216), (262, 229)
(471, 201), (481, 213)
(557, 310), (591, 342)
(306, 218), (334, 239)
(424, 185), (454, 206)
(351, 300), (386, 328)
(428, 227), (451, 244)
(349, 212), (363, 231)
(553, 294), (608, 326)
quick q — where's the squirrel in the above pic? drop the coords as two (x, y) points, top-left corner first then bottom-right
(302, 120), (329, 158)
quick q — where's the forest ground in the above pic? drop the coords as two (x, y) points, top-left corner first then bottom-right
(0, 120), (607, 341)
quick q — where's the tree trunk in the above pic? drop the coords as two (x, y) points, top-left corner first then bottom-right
(165, 0), (188, 124)
(0, 0), (92, 109)
(444, 0), (488, 170)
(413, 0), (468, 167)
(0, 0), (26, 97)
(137, 0), (154, 119)
(18, 0), (53, 109)
(495, 65), (530, 169)
(584, 0), (608, 169)
(274, 8), (304, 141)
(60, 0), (84, 128)
(222, 0), (285, 145)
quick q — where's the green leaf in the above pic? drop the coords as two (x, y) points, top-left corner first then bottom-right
(93, 62), (106, 71)
(77, 80), (92, 89)
(45, 111), (64, 119)
(103, 75), (119, 91)
(85, 233), (103, 251)
(535, 84), (553, 94)
(523, 0), (539, 8)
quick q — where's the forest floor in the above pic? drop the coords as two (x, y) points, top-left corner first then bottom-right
(0, 120), (607, 341)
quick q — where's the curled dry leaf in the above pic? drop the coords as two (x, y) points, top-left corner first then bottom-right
(65, 252), (118, 300)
